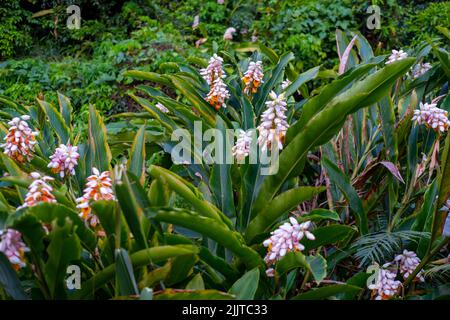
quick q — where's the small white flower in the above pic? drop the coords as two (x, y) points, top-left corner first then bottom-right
(410, 62), (432, 79)
(281, 79), (291, 90)
(242, 61), (264, 94)
(412, 102), (450, 133)
(0, 229), (30, 270)
(394, 250), (425, 282)
(155, 102), (169, 114)
(386, 49), (408, 64)
(257, 91), (289, 151)
(1, 115), (38, 163)
(232, 130), (253, 162)
(223, 27), (236, 41)
(48, 144), (80, 178)
(192, 15), (200, 29)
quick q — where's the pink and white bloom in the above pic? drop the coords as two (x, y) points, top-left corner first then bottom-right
(223, 27), (236, 41)
(368, 263), (402, 300)
(155, 102), (169, 114)
(205, 77), (230, 110)
(242, 61), (264, 94)
(263, 217), (314, 266)
(48, 144), (80, 178)
(394, 250), (425, 282)
(232, 130), (253, 162)
(18, 172), (56, 210)
(0, 229), (29, 270)
(200, 54), (226, 86)
(192, 15), (200, 29)
(76, 167), (115, 228)
(412, 102), (450, 133)
(411, 62), (432, 79)
(1, 115), (38, 163)
(386, 49), (408, 64)
(281, 79), (291, 90)
(257, 91), (289, 151)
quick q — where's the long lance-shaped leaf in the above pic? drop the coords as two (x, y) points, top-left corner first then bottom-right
(322, 157), (368, 234)
(150, 208), (263, 269)
(57, 92), (73, 126)
(246, 186), (325, 242)
(128, 125), (146, 184)
(115, 248), (139, 296)
(148, 165), (233, 229)
(378, 95), (398, 162)
(37, 98), (71, 144)
(72, 245), (198, 299)
(123, 70), (172, 86)
(0, 253), (28, 300)
(88, 105), (112, 173)
(284, 65), (321, 98)
(251, 58), (415, 219)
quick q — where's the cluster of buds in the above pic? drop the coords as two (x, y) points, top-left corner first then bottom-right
(223, 27), (236, 41)
(394, 250), (425, 282)
(242, 61), (264, 94)
(263, 217), (314, 277)
(76, 168), (115, 228)
(368, 263), (402, 300)
(0, 229), (29, 271)
(200, 54), (230, 110)
(155, 102), (169, 114)
(410, 62), (432, 79)
(257, 91), (289, 151)
(1, 115), (38, 163)
(412, 102), (450, 133)
(232, 130), (253, 162)
(386, 49), (408, 64)
(48, 144), (80, 178)
(17, 172), (56, 210)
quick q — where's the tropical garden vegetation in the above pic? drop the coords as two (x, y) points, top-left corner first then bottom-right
(0, 0), (450, 301)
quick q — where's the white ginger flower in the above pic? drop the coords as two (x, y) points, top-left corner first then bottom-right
(281, 79), (291, 90)
(368, 264), (402, 300)
(232, 130), (253, 162)
(205, 77), (230, 110)
(242, 61), (264, 94)
(257, 91), (289, 151)
(263, 217), (314, 266)
(223, 27), (236, 41)
(48, 144), (80, 178)
(76, 167), (115, 228)
(0, 229), (29, 271)
(155, 102), (169, 114)
(386, 49), (408, 64)
(200, 54), (226, 86)
(18, 172), (56, 210)
(1, 115), (39, 163)
(394, 250), (425, 282)
(411, 62), (432, 79)
(412, 102), (450, 133)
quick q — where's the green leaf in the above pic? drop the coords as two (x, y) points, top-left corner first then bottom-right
(378, 95), (398, 162)
(302, 225), (356, 251)
(276, 251), (309, 276)
(298, 209), (340, 223)
(154, 289), (234, 300)
(284, 66), (320, 97)
(37, 98), (70, 144)
(0, 252), (28, 300)
(306, 255), (327, 284)
(186, 273), (205, 290)
(246, 186), (324, 242)
(115, 248), (139, 296)
(128, 125), (146, 184)
(292, 284), (362, 300)
(88, 105), (112, 172)
(57, 92), (73, 127)
(322, 157), (368, 234)
(229, 267), (260, 300)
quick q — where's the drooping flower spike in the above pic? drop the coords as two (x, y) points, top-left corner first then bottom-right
(232, 130), (253, 162)
(0, 229), (30, 271)
(1, 115), (39, 163)
(76, 167), (115, 228)
(48, 144), (80, 178)
(394, 250), (425, 282)
(17, 172), (56, 210)
(257, 91), (289, 151)
(368, 263), (402, 300)
(242, 61), (264, 94)
(200, 54), (230, 110)
(412, 102), (450, 133)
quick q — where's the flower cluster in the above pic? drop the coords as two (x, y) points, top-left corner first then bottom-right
(386, 49), (408, 64)
(0, 229), (29, 271)
(155, 102), (169, 114)
(1, 115), (38, 163)
(18, 172), (56, 210)
(48, 144), (80, 178)
(281, 79), (291, 90)
(411, 62), (432, 79)
(394, 250), (425, 282)
(257, 91), (289, 151)
(242, 61), (264, 94)
(263, 217), (314, 276)
(76, 168), (115, 227)
(223, 27), (236, 41)
(368, 263), (402, 300)
(232, 130), (253, 162)
(200, 54), (230, 110)
(412, 102), (450, 133)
